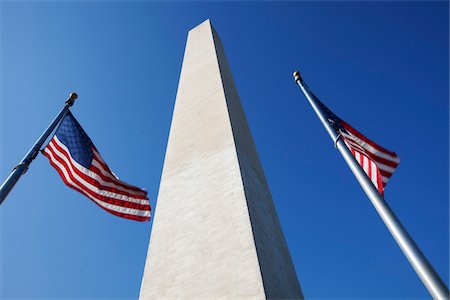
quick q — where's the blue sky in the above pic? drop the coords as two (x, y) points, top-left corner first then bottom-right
(1, 1), (448, 299)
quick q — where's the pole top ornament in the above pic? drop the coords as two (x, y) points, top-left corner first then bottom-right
(293, 71), (302, 82)
(66, 92), (78, 106)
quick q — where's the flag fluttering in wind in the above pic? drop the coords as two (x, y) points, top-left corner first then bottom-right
(294, 71), (449, 299)
(314, 97), (400, 195)
(43, 111), (151, 222)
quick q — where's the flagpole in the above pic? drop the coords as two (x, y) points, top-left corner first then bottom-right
(293, 71), (448, 299)
(0, 93), (78, 205)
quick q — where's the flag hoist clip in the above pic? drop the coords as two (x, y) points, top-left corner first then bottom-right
(333, 133), (341, 148)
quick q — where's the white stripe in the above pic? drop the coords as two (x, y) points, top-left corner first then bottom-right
(363, 155), (369, 175)
(355, 151), (361, 163)
(371, 177), (379, 190)
(371, 161), (379, 189)
(376, 162), (396, 174)
(53, 137), (146, 197)
(91, 159), (118, 181)
(44, 147), (150, 217)
(343, 140), (350, 148)
(341, 132), (400, 163)
(92, 150), (119, 180)
(344, 137), (367, 153)
(48, 141), (148, 206)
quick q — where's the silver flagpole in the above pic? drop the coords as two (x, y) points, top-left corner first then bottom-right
(0, 93), (78, 205)
(293, 71), (448, 300)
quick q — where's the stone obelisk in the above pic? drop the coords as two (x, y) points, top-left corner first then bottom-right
(139, 20), (302, 299)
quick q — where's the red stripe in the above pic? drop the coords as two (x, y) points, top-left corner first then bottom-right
(43, 150), (149, 222)
(348, 146), (385, 194)
(379, 168), (393, 178)
(376, 168), (384, 195)
(92, 148), (114, 174)
(46, 145), (151, 212)
(50, 140), (148, 200)
(368, 152), (398, 169)
(91, 152), (147, 196)
(341, 120), (398, 157)
(370, 154), (399, 169)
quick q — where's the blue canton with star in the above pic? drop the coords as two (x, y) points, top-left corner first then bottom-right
(54, 111), (94, 168)
(311, 90), (347, 134)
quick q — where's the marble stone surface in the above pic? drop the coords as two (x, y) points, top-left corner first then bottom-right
(139, 20), (302, 300)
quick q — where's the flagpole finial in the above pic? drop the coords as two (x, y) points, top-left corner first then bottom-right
(293, 71), (302, 82)
(66, 92), (78, 106)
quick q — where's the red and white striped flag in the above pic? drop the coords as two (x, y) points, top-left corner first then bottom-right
(315, 96), (400, 195)
(43, 111), (151, 221)
(339, 121), (400, 195)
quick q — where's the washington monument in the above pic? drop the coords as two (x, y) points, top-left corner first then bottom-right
(139, 20), (303, 299)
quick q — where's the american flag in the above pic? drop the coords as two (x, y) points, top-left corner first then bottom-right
(310, 86), (400, 195)
(43, 111), (151, 221)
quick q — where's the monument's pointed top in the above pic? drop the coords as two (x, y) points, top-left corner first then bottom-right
(190, 19), (213, 32)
